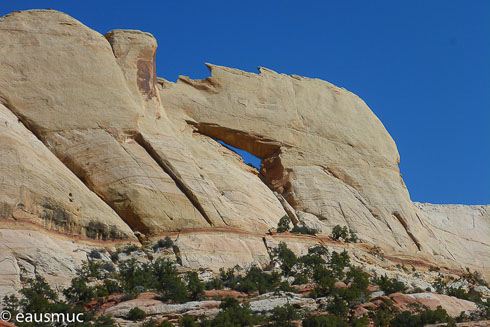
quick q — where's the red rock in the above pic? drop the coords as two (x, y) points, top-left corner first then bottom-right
(334, 281), (348, 289)
(204, 289), (248, 299)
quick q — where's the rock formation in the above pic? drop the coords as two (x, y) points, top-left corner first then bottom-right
(0, 9), (488, 296)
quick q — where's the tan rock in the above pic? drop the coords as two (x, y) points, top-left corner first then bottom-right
(158, 63), (490, 277)
(0, 9), (487, 284)
(415, 203), (490, 274)
(0, 103), (134, 240)
(403, 293), (477, 317)
(0, 229), (92, 296)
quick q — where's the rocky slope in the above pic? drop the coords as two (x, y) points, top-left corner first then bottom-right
(0, 9), (488, 299)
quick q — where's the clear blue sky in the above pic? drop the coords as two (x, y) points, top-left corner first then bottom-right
(3, 1), (489, 205)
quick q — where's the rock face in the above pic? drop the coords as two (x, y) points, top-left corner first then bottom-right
(0, 8), (488, 289)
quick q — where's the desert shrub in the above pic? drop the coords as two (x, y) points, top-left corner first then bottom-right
(6, 276), (93, 327)
(89, 249), (102, 259)
(110, 252), (119, 263)
(329, 250), (350, 279)
(278, 280), (296, 292)
(235, 266), (281, 294)
(446, 286), (471, 300)
(268, 304), (300, 327)
(310, 265), (336, 298)
(118, 259), (156, 291)
(327, 296), (348, 317)
(158, 276), (189, 303)
(78, 260), (105, 280)
(373, 275), (406, 295)
(351, 316), (370, 327)
(293, 272), (309, 285)
(390, 306), (454, 327)
(331, 225), (349, 241)
(277, 215), (291, 233)
(308, 245), (330, 257)
(204, 297), (261, 327)
(206, 277), (224, 290)
(120, 292), (136, 301)
(277, 242), (297, 276)
(291, 224), (318, 235)
(336, 267), (369, 303)
(127, 307), (146, 321)
(186, 272), (205, 300)
(94, 314), (117, 327)
(369, 300), (397, 327)
(218, 266), (241, 289)
(302, 314), (347, 327)
(63, 277), (95, 304)
(153, 236), (174, 251)
(179, 316), (198, 327)
(122, 244), (140, 254)
(330, 225), (359, 243)
(2, 294), (20, 318)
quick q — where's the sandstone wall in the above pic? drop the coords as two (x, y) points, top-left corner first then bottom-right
(0, 9), (487, 283)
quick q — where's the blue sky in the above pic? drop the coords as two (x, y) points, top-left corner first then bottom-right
(2, 1), (489, 205)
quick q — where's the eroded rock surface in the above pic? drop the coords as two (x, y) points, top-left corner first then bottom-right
(0, 8), (487, 288)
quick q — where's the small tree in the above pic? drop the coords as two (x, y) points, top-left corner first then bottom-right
(277, 215), (291, 233)
(153, 236), (174, 251)
(127, 307), (146, 321)
(277, 242), (297, 277)
(373, 275), (406, 295)
(268, 304), (300, 327)
(187, 272), (205, 300)
(331, 225), (349, 241)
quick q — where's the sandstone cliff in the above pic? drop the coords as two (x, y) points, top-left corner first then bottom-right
(0, 9), (488, 293)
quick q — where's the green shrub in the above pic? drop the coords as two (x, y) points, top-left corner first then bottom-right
(94, 314), (117, 327)
(110, 252), (119, 263)
(235, 266), (281, 294)
(153, 236), (174, 251)
(118, 259), (156, 291)
(158, 276), (189, 303)
(207, 297), (261, 327)
(186, 272), (205, 300)
(446, 286), (471, 300)
(331, 225), (349, 241)
(179, 316), (198, 327)
(268, 304), (300, 327)
(373, 275), (406, 295)
(78, 260), (105, 280)
(127, 307), (146, 321)
(369, 300), (397, 327)
(329, 250), (350, 279)
(351, 316), (370, 327)
(293, 272), (309, 285)
(277, 215), (291, 233)
(310, 265), (335, 298)
(219, 266), (241, 289)
(302, 314), (347, 327)
(205, 277), (224, 290)
(338, 267), (369, 302)
(63, 277), (95, 304)
(327, 296), (348, 317)
(291, 225), (318, 235)
(89, 249), (102, 259)
(277, 242), (297, 277)
(390, 306), (454, 327)
(330, 225), (359, 243)
(123, 244), (140, 254)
